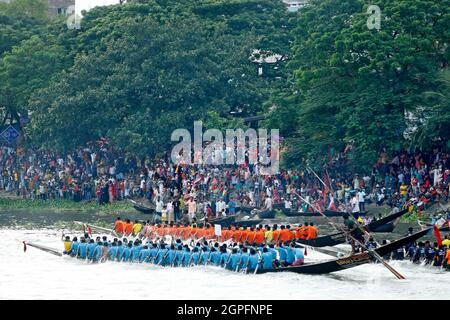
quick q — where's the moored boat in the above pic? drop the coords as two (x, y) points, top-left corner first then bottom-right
(234, 219), (264, 228)
(295, 232), (347, 247)
(258, 210), (276, 219)
(130, 200), (155, 215)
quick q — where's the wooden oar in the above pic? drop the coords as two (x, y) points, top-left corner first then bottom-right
(74, 221), (118, 237)
(293, 190), (406, 280)
(25, 241), (63, 257)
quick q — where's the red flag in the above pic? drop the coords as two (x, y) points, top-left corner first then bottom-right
(88, 227), (92, 236)
(433, 225), (442, 246)
(417, 208), (422, 217)
(23, 241), (27, 252)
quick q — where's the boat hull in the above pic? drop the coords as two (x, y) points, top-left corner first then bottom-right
(257, 227), (432, 274)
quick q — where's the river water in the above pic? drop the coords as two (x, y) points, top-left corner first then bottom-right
(0, 211), (448, 300)
(2, 228), (448, 300)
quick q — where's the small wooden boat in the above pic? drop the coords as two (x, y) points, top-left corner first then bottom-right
(207, 216), (235, 228)
(258, 210), (276, 219)
(370, 222), (395, 233)
(234, 219), (264, 228)
(130, 200), (155, 215)
(239, 205), (256, 214)
(366, 208), (409, 233)
(295, 232), (348, 247)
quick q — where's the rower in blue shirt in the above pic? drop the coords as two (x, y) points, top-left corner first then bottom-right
(183, 247), (192, 267)
(77, 238), (88, 259)
(246, 249), (259, 272)
(122, 242), (132, 262)
(229, 249), (240, 271)
(116, 240), (124, 261)
(200, 247), (210, 265)
(277, 244), (287, 267)
(131, 242), (141, 262)
(220, 247), (230, 267)
(237, 248), (249, 271)
(261, 248), (274, 270)
(209, 248), (221, 266)
(138, 245), (150, 263)
(148, 243), (158, 263)
(167, 245), (177, 266)
(293, 245), (305, 266)
(175, 245), (184, 266)
(86, 239), (97, 261)
(285, 243), (295, 266)
(108, 242), (118, 261)
(155, 244), (168, 265)
(70, 237), (80, 257)
(191, 247), (201, 265)
(92, 242), (103, 263)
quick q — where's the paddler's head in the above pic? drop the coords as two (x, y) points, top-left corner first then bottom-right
(128, 242), (132, 248)
(103, 242), (108, 247)
(89, 239), (94, 243)
(65, 236), (70, 241)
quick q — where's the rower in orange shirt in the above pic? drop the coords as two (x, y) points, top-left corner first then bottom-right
(272, 225), (281, 244)
(114, 217), (125, 235)
(255, 227), (265, 245)
(221, 227), (231, 241)
(124, 219), (133, 236)
(279, 225), (291, 242)
(307, 222), (318, 240)
(232, 228), (243, 243)
(286, 225), (295, 241)
(241, 227), (251, 243)
(248, 227), (258, 244)
(302, 222), (310, 239)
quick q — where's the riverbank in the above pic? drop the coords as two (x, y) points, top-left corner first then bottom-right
(0, 197), (135, 215)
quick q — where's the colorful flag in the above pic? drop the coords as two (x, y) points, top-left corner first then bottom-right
(433, 225), (442, 246)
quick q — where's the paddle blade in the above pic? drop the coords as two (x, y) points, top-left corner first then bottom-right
(23, 241), (27, 252)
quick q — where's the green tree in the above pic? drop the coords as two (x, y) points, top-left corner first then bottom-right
(27, 0), (292, 155)
(278, 0), (449, 171)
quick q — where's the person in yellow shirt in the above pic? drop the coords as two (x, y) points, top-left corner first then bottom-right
(399, 183), (408, 197)
(132, 220), (142, 236)
(442, 235), (450, 248)
(264, 226), (273, 244)
(62, 236), (72, 254)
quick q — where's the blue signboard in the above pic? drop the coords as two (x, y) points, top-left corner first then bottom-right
(1, 125), (20, 144)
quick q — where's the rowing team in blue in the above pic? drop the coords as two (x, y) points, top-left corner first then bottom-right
(62, 234), (306, 272)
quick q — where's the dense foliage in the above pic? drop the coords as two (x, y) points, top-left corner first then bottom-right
(0, 0), (448, 168)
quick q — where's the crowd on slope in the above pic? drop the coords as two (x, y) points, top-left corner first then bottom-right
(1, 143), (449, 222)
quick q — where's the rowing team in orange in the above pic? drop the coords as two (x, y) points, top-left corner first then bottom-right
(114, 217), (318, 244)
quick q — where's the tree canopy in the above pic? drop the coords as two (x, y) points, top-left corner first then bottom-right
(0, 0), (448, 169)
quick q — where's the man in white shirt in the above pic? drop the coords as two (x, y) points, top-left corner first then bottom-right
(351, 194), (360, 214)
(216, 199), (226, 218)
(358, 189), (366, 212)
(264, 196), (273, 211)
(187, 197), (197, 223)
(284, 198), (292, 210)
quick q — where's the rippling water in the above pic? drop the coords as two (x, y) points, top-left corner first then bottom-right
(1, 228), (448, 300)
